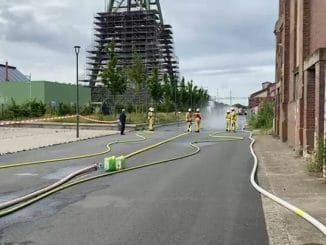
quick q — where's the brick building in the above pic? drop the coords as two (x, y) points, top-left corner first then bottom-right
(274, 0), (326, 155)
(249, 82), (277, 113)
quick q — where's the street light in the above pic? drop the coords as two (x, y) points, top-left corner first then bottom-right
(74, 45), (81, 138)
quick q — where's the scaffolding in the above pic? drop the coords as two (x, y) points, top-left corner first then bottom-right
(85, 0), (179, 88)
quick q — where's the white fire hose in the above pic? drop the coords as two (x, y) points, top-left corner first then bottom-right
(0, 164), (97, 210)
(247, 131), (326, 236)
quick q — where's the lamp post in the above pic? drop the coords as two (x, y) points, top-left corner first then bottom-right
(74, 45), (81, 138)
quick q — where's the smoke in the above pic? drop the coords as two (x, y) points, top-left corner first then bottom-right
(201, 101), (247, 131)
(201, 101), (227, 130)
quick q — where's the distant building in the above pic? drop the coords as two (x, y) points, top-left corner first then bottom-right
(274, 0), (326, 155)
(0, 81), (90, 106)
(249, 82), (277, 113)
(0, 62), (29, 82)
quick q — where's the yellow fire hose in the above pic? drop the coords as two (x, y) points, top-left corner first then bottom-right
(0, 133), (150, 170)
(0, 132), (244, 217)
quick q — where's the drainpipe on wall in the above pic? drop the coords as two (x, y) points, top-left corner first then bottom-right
(5, 61), (9, 81)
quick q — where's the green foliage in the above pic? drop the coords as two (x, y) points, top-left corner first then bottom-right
(81, 103), (94, 115)
(158, 101), (175, 113)
(28, 99), (47, 117)
(7, 99), (21, 119)
(178, 77), (188, 110)
(148, 67), (163, 105)
(128, 52), (147, 93)
(127, 52), (147, 112)
(308, 139), (325, 173)
(114, 103), (125, 113)
(96, 47), (211, 114)
(126, 103), (135, 113)
(101, 41), (127, 114)
(58, 102), (74, 116)
(249, 101), (274, 129)
(5, 99), (47, 119)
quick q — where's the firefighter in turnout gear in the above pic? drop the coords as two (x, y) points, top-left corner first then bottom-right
(230, 108), (237, 132)
(194, 109), (202, 133)
(148, 107), (155, 131)
(186, 108), (193, 132)
(225, 110), (231, 132)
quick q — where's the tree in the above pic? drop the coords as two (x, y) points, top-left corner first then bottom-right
(148, 67), (163, 107)
(101, 41), (127, 114)
(128, 52), (147, 112)
(179, 77), (188, 110)
(170, 76), (179, 111)
(162, 73), (172, 102)
(186, 80), (194, 108)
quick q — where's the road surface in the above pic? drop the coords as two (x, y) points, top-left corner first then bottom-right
(0, 122), (268, 245)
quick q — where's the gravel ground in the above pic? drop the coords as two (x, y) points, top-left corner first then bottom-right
(0, 127), (118, 155)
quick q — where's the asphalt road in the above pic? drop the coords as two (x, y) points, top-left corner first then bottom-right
(0, 121), (268, 245)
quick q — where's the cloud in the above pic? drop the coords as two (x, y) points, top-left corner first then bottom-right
(0, 0), (278, 104)
(0, 0), (87, 52)
(189, 65), (274, 77)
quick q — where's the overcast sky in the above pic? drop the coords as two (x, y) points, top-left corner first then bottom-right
(0, 0), (278, 104)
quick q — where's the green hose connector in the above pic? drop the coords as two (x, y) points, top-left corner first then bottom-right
(104, 156), (126, 172)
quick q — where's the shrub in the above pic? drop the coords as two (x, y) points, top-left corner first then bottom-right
(81, 103), (94, 115)
(7, 99), (21, 119)
(58, 102), (74, 116)
(308, 139), (325, 173)
(28, 100), (46, 117)
(249, 101), (274, 129)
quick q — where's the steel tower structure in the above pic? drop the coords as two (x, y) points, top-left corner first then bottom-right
(86, 0), (179, 88)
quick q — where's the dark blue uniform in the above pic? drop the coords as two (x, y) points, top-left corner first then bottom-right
(119, 111), (126, 135)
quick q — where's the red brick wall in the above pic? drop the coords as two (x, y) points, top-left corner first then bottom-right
(287, 101), (297, 147)
(275, 0), (326, 154)
(303, 0), (311, 59)
(280, 0), (291, 142)
(303, 69), (316, 152)
(315, 61), (326, 141)
(309, 0), (326, 54)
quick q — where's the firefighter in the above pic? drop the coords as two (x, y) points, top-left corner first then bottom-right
(194, 108), (202, 133)
(225, 110), (231, 132)
(119, 109), (126, 135)
(230, 108), (237, 132)
(186, 108), (193, 132)
(148, 107), (155, 131)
